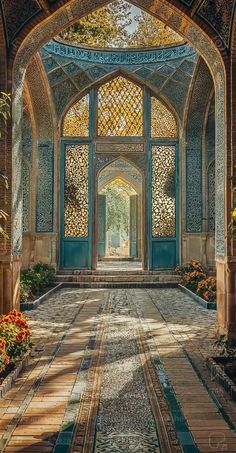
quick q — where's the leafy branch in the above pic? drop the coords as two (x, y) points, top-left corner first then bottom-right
(0, 92), (11, 238)
(0, 92), (11, 138)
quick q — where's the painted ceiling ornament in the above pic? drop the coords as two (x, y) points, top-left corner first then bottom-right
(197, 0), (236, 47)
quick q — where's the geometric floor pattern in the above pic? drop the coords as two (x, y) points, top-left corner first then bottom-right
(0, 288), (236, 452)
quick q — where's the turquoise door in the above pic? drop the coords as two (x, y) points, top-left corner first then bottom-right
(98, 194), (106, 258)
(149, 144), (179, 269)
(130, 194), (138, 257)
(60, 141), (93, 269)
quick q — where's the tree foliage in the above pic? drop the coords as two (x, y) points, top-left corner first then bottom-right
(60, 1), (182, 48)
(0, 92), (11, 138)
(0, 92), (11, 238)
(105, 181), (131, 234)
(129, 13), (182, 47)
(61, 1), (132, 47)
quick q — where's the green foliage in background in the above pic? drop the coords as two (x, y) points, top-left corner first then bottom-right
(0, 92), (11, 239)
(105, 181), (130, 234)
(61, 1), (182, 48)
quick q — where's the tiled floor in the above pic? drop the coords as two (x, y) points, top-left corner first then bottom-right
(0, 288), (235, 452)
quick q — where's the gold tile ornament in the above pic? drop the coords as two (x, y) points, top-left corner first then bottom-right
(64, 144), (89, 237)
(152, 146), (176, 238)
(151, 97), (177, 138)
(98, 76), (143, 137)
(63, 94), (89, 136)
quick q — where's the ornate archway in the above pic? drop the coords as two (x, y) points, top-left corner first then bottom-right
(60, 72), (179, 270)
(0, 0), (235, 338)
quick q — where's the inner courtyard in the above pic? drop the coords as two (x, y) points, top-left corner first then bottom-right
(1, 0), (236, 451)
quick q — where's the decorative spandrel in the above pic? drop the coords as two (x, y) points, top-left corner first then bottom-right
(63, 94), (89, 136)
(98, 76), (143, 136)
(152, 146), (176, 238)
(64, 144), (89, 237)
(151, 97), (177, 138)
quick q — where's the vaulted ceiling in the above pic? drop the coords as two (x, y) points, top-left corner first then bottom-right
(0, 0), (235, 51)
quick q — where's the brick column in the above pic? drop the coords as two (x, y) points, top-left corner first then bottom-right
(0, 56), (22, 313)
(215, 57), (236, 340)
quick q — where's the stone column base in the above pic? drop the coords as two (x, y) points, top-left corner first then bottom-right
(0, 255), (21, 314)
(22, 233), (58, 269)
(216, 259), (236, 341)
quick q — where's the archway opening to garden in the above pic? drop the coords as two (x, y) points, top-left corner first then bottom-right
(10, 0), (228, 329)
(98, 179), (137, 259)
(97, 157), (143, 264)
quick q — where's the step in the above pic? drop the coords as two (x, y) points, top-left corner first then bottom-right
(55, 274), (180, 283)
(58, 281), (179, 289)
(57, 269), (177, 276)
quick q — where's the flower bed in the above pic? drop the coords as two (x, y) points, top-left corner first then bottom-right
(176, 260), (216, 308)
(207, 337), (236, 401)
(207, 357), (236, 401)
(20, 263), (55, 305)
(0, 310), (32, 382)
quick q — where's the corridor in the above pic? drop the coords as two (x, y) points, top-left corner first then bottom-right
(0, 289), (235, 453)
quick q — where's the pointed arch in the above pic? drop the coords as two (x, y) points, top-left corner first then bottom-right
(98, 157), (143, 193)
(59, 66), (180, 132)
(61, 70), (180, 138)
(97, 154), (145, 178)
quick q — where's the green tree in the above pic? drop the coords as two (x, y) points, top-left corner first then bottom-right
(129, 12), (182, 47)
(105, 182), (130, 234)
(0, 92), (11, 238)
(61, 1), (132, 47)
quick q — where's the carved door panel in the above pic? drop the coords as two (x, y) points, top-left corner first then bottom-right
(150, 145), (178, 269)
(60, 142), (92, 269)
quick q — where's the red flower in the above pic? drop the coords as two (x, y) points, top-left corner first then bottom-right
(16, 332), (25, 343)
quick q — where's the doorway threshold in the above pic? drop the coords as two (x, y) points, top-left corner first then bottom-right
(97, 259), (142, 271)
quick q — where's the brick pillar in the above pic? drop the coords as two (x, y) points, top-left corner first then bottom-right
(0, 257), (21, 313)
(215, 59), (236, 340)
(0, 58), (22, 314)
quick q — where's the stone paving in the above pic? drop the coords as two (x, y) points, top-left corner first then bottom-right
(0, 288), (236, 452)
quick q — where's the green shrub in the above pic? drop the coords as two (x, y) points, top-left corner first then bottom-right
(20, 263), (55, 303)
(20, 281), (32, 303)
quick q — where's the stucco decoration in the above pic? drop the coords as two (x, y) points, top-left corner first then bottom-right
(1, 0), (41, 45)
(1, 0), (235, 51)
(11, 0), (226, 258)
(26, 56), (55, 233)
(197, 0), (236, 47)
(22, 162), (30, 233)
(208, 161), (215, 232)
(185, 59), (214, 233)
(98, 158), (142, 192)
(22, 109), (33, 232)
(41, 41), (198, 120)
(36, 142), (54, 232)
(44, 40), (196, 64)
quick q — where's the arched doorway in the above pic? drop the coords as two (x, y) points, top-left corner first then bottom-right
(1, 0), (232, 337)
(60, 74), (179, 270)
(97, 158), (143, 267)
